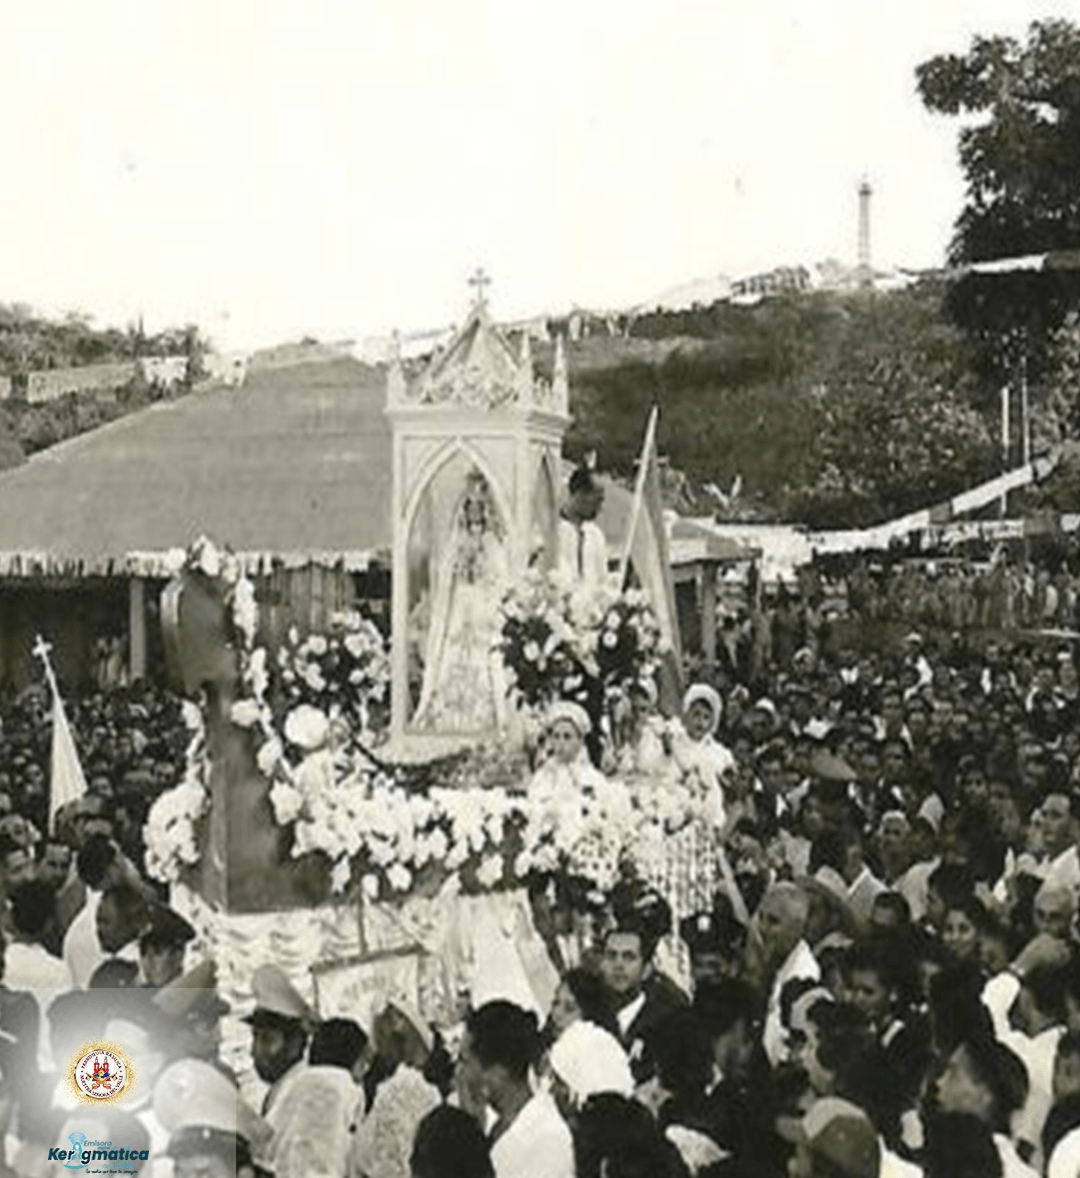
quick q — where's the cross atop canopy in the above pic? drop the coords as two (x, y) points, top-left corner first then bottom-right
(467, 267), (492, 308)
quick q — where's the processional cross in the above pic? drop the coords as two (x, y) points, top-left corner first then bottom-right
(468, 267), (492, 308)
(32, 634), (60, 696)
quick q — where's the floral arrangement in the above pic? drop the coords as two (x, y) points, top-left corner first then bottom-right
(144, 539), (707, 907)
(498, 570), (664, 716)
(275, 614), (390, 739)
(144, 699), (210, 883)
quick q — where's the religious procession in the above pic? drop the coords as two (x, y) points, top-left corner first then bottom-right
(5, 7), (1080, 1178)
(0, 276), (1078, 1178)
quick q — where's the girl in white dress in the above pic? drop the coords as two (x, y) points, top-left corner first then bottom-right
(670, 684), (734, 830)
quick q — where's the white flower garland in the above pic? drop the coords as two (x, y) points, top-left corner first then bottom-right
(144, 537), (715, 901)
(144, 700), (210, 883)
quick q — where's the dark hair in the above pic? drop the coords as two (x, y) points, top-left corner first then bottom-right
(309, 1018), (368, 1070)
(9, 880), (56, 940)
(953, 1035), (1029, 1132)
(88, 958), (140, 989)
(410, 1106), (494, 1178)
(466, 1001), (541, 1082)
(1023, 965), (1069, 1027)
(942, 893), (993, 937)
(569, 467), (598, 495)
(573, 1093), (686, 1178)
(927, 862), (975, 907)
(845, 938), (898, 986)
(808, 1002), (876, 1089)
(96, 884), (150, 952)
(693, 978), (760, 1039)
(922, 1111), (1002, 1178)
(870, 891), (912, 927)
(77, 834), (118, 888)
(560, 968), (620, 1038)
(607, 885), (672, 960)
(602, 921), (659, 965)
(1057, 1030), (1080, 1065)
(808, 827), (850, 875)
(928, 964), (995, 1054)
(646, 1010), (713, 1103)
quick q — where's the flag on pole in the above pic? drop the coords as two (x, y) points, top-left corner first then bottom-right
(33, 636), (87, 833)
(618, 406), (684, 708)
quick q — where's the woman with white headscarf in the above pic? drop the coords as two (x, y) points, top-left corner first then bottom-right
(614, 678), (676, 780)
(670, 684), (734, 830)
(547, 1020), (634, 1123)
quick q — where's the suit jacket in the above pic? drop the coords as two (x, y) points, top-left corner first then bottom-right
(619, 972), (690, 1084)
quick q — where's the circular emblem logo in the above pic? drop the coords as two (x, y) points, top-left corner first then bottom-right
(74, 1049), (128, 1100)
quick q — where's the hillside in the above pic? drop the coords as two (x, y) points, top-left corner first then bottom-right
(542, 283), (1011, 529)
(0, 306), (207, 467)
(0, 281), (1065, 532)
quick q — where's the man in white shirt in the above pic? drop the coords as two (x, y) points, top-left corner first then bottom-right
(62, 833), (147, 987)
(459, 1000), (573, 1178)
(1041, 793), (1080, 899)
(983, 960), (1068, 1165)
(2, 878), (72, 1072)
(754, 882), (820, 1067)
(556, 467), (608, 596)
(242, 964), (317, 1120)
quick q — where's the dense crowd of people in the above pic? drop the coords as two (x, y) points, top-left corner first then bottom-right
(7, 554), (1080, 1177)
(0, 680), (185, 884)
(712, 550), (1080, 690)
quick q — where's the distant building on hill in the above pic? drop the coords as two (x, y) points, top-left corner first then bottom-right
(201, 352), (250, 387)
(730, 266), (811, 302)
(14, 356), (189, 405)
(247, 340), (356, 371)
(25, 361), (138, 403)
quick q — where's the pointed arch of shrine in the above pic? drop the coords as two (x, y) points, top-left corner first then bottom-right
(401, 436), (511, 543)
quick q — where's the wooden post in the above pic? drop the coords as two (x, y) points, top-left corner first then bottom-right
(701, 561), (718, 669)
(128, 576), (147, 682)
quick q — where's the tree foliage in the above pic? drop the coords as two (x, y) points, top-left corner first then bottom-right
(0, 306), (210, 463)
(564, 286), (998, 530)
(916, 19), (1080, 263)
(916, 20), (1080, 385)
(0, 303), (208, 377)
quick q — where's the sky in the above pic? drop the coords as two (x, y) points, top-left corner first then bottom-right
(0, 0), (1074, 350)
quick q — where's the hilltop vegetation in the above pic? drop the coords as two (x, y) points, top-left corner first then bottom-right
(0, 306), (207, 467)
(553, 283), (1010, 530)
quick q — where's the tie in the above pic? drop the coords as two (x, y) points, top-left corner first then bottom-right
(578, 525), (585, 578)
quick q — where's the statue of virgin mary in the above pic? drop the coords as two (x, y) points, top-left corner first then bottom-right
(413, 470), (510, 733)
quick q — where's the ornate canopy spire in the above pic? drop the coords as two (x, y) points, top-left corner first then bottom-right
(386, 275), (567, 416)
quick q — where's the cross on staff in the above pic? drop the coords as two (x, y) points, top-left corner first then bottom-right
(468, 267), (492, 307)
(32, 634), (60, 696)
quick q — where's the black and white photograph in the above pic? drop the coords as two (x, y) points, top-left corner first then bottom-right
(0, 2), (1079, 1176)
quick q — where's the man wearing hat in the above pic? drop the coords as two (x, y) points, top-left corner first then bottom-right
(242, 964), (318, 1118)
(153, 959), (233, 1073)
(778, 1096), (881, 1178)
(139, 903), (196, 989)
(155, 1058), (270, 1178)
